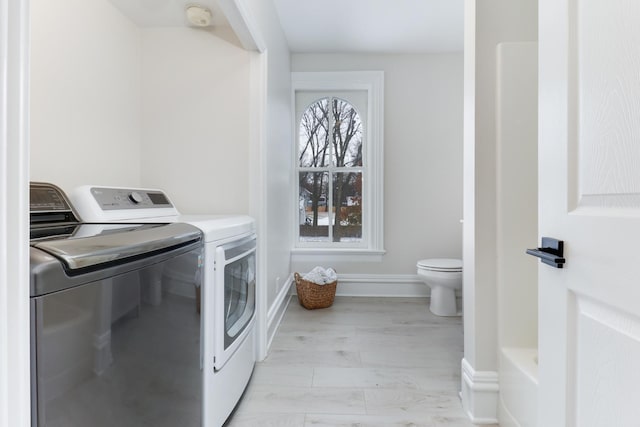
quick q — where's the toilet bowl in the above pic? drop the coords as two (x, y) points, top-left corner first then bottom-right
(417, 258), (462, 316)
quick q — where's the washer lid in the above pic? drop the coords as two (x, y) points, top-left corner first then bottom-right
(417, 258), (462, 271)
(32, 223), (202, 270)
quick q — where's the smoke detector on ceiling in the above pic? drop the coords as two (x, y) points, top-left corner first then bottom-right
(185, 4), (213, 27)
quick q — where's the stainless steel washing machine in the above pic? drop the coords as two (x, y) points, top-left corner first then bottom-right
(29, 182), (205, 427)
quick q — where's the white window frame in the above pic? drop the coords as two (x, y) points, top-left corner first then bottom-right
(291, 71), (385, 261)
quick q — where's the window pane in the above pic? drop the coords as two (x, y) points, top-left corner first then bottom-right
(332, 98), (363, 167)
(299, 98), (330, 167)
(299, 172), (330, 242)
(332, 172), (362, 242)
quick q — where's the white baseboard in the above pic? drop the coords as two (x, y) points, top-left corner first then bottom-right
(336, 274), (429, 297)
(266, 273), (293, 350)
(290, 273), (462, 298)
(290, 273), (430, 297)
(460, 358), (499, 424)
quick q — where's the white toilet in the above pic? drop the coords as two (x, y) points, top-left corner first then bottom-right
(417, 258), (462, 316)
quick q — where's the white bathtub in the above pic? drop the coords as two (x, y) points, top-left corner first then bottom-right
(498, 347), (538, 427)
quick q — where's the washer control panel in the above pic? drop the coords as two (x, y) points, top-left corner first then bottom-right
(90, 187), (173, 210)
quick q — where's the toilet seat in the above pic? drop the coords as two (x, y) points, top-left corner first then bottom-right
(417, 258), (462, 272)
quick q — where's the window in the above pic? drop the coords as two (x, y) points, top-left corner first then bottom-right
(298, 96), (363, 243)
(292, 72), (384, 258)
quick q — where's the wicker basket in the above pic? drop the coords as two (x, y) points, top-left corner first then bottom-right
(294, 272), (337, 310)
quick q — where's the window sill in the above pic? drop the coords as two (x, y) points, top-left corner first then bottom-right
(291, 248), (386, 263)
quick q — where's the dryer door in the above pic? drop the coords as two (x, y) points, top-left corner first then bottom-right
(214, 235), (256, 370)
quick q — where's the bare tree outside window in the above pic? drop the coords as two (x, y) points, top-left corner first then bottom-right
(298, 97), (363, 243)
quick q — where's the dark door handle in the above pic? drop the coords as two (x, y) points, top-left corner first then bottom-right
(526, 237), (565, 268)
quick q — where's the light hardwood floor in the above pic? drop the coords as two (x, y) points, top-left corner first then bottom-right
(226, 296), (495, 427)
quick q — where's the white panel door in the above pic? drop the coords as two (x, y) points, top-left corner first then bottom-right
(538, 0), (640, 426)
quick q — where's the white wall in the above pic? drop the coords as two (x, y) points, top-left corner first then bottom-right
(461, 0), (537, 423)
(496, 42), (538, 351)
(242, 0), (293, 317)
(467, 0), (538, 368)
(30, 0), (142, 192)
(140, 27), (251, 214)
(30, 0), (254, 216)
(291, 53), (463, 276)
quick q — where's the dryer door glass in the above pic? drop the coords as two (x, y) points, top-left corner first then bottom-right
(223, 247), (255, 349)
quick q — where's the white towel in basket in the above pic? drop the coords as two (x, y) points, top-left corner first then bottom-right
(302, 266), (337, 285)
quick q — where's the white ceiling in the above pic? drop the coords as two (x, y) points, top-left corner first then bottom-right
(107, 0), (463, 54)
(272, 0), (464, 54)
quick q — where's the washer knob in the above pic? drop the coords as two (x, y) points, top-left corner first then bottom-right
(129, 191), (144, 204)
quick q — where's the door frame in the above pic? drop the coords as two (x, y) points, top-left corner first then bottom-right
(0, 0), (31, 426)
